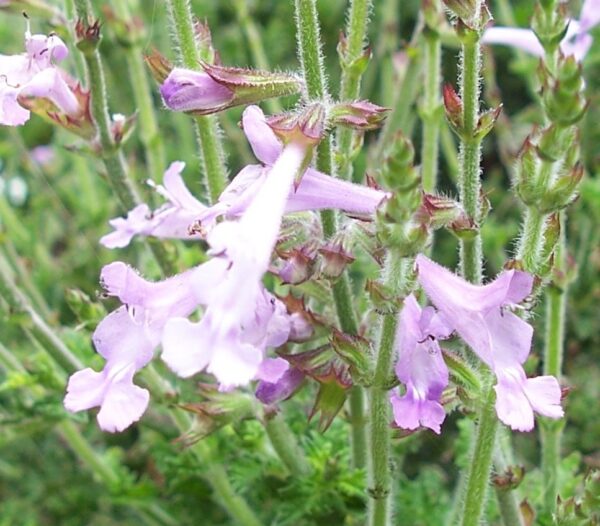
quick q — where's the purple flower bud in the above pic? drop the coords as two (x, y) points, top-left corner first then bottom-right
(256, 367), (305, 405)
(160, 67), (234, 113)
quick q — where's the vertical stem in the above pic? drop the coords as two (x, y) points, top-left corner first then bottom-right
(335, 0), (373, 180)
(72, 2), (174, 273)
(367, 256), (406, 526)
(294, 0), (367, 470)
(59, 420), (121, 487)
(458, 37), (483, 284)
(517, 208), (546, 273)
(373, 50), (422, 163)
(454, 7), (500, 526)
(421, 24), (442, 194)
(541, 213), (567, 512)
(460, 387), (499, 526)
(165, 0), (228, 203)
(112, 0), (166, 182)
(233, 0), (282, 114)
(264, 412), (312, 477)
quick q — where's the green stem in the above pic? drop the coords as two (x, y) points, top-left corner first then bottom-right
(458, 37), (483, 284)
(541, 215), (567, 512)
(165, 0), (228, 203)
(294, 0), (367, 470)
(494, 446), (526, 526)
(454, 9), (499, 524)
(373, 48), (422, 162)
(264, 412), (311, 477)
(112, 0), (166, 182)
(233, 0), (282, 114)
(1, 240), (51, 321)
(421, 25), (442, 194)
(368, 315), (396, 526)
(59, 420), (120, 487)
(0, 254), (82, 374)
(367, 256), (407, 526)
(459, 385), (499, 526)
(335, 0), (373, 180)
(72, 2), (176, 273)
(517, 207), (546, 273)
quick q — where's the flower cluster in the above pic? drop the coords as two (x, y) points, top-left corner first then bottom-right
(64, 104), (387, 432)
(0, 27), (81, 126)
(391, 255), (563, 433)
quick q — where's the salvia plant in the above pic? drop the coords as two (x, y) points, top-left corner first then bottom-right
(0, 0), (598, 524)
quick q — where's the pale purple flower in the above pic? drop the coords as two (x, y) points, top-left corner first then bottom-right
(64, 261), (204, 431)
(161, 139), (310, 388)
(390, 294), (452, 434)
(482, 0), (600, 61)
(415, 254), (563, 431)
(100, 161), (210, 248)
(0, 28), (78, 126)
(101, 106), (387, 248)
(160, 67), (234, 112)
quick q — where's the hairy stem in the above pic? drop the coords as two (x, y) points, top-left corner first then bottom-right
(165, 0), (228, 203)
(294, 0), (367, 470)
(233, 0), (282, 114)
(264, 412), (312, 477)
(458, 37), (483, 284)
(541, 215), (567, 512)
(335, 0), (373, 180)
(367, 256), (407, 526)
(72, 1), (174, 273)
(459, 386), (498, 526)
(421, 24), (442, 193)
(112, 0), (166, 182)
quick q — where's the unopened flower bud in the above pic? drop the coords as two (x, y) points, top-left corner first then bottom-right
(318, 242), (355, 279)
(531, 3), (569, 53)
(75, 18), (101, 54)
(443, 83), (463, 135)
(256, 367), (305, 405)
(378, 133), (419, 192)
(160, 62), (303, 116)
(337, 32), (371, 75)
(514, 136), (541, 206)
(539, 163), (584, 213)
(278, 246), (317, 284)
(330, 100), (389, 130)
(267, 103), (326, 146)
(415, 193), (465, 229)
(160, 67), (234, 113)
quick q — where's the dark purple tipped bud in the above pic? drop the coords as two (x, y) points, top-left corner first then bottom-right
(330, 100), (389, 130)
(255, 367), (305, 405)
(443, 83), (463, 134)
(318, 242), (355, 279)
(278, 246), (317, 285)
